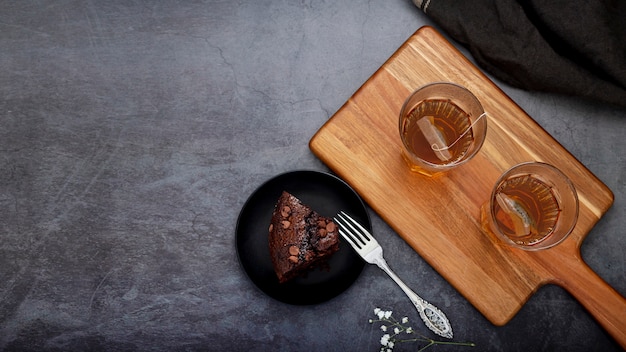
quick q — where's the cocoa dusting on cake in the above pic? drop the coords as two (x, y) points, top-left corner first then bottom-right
(268, 191), (339, 283)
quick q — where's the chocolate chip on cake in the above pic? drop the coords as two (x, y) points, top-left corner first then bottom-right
(288, 245), (300, 256)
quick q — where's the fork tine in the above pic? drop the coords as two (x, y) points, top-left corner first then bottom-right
(333, 214), (363, 250)
(339, 211), (372, 242)
(336, 213), (368, 247)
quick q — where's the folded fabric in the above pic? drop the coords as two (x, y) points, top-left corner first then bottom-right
(413, 0), (626, 109)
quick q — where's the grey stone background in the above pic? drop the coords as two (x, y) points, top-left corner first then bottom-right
(0, 1), (624, 351)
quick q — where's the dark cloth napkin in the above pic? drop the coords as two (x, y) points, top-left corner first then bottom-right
(413, 0), (626, 108)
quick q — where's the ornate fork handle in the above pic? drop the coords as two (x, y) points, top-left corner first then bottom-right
(370, 249), (453, 339)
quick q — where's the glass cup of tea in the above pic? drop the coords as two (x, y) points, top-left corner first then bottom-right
(399, 82), (488, 176)
(480, 162), (579, 251)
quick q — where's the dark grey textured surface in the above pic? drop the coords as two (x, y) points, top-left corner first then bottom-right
(0, 1), (624, 351)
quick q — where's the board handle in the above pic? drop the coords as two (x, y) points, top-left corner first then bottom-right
(545, 250), (626, 349)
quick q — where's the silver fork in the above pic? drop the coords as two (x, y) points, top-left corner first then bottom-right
(334, 211), (453, 339)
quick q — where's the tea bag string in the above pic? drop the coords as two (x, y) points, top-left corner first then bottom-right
(431, 112), (488, 152)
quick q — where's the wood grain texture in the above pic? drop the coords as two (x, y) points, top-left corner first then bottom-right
(309, 26), (625, 347)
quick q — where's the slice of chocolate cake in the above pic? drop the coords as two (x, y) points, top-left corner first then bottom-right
(268, 191), (339, 283)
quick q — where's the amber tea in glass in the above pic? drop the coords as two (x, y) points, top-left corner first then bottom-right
(399, 82), (487, 176)
(402, 99), (474, 164)
(481, 162), (579, 251)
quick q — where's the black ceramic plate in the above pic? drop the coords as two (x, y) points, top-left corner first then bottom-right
(236, 170), (370, 305)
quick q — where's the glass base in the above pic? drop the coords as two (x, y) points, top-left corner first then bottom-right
(402, 152), (444, 177)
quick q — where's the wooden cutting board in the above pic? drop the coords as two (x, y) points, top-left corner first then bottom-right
(309, 26), (625, 347)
